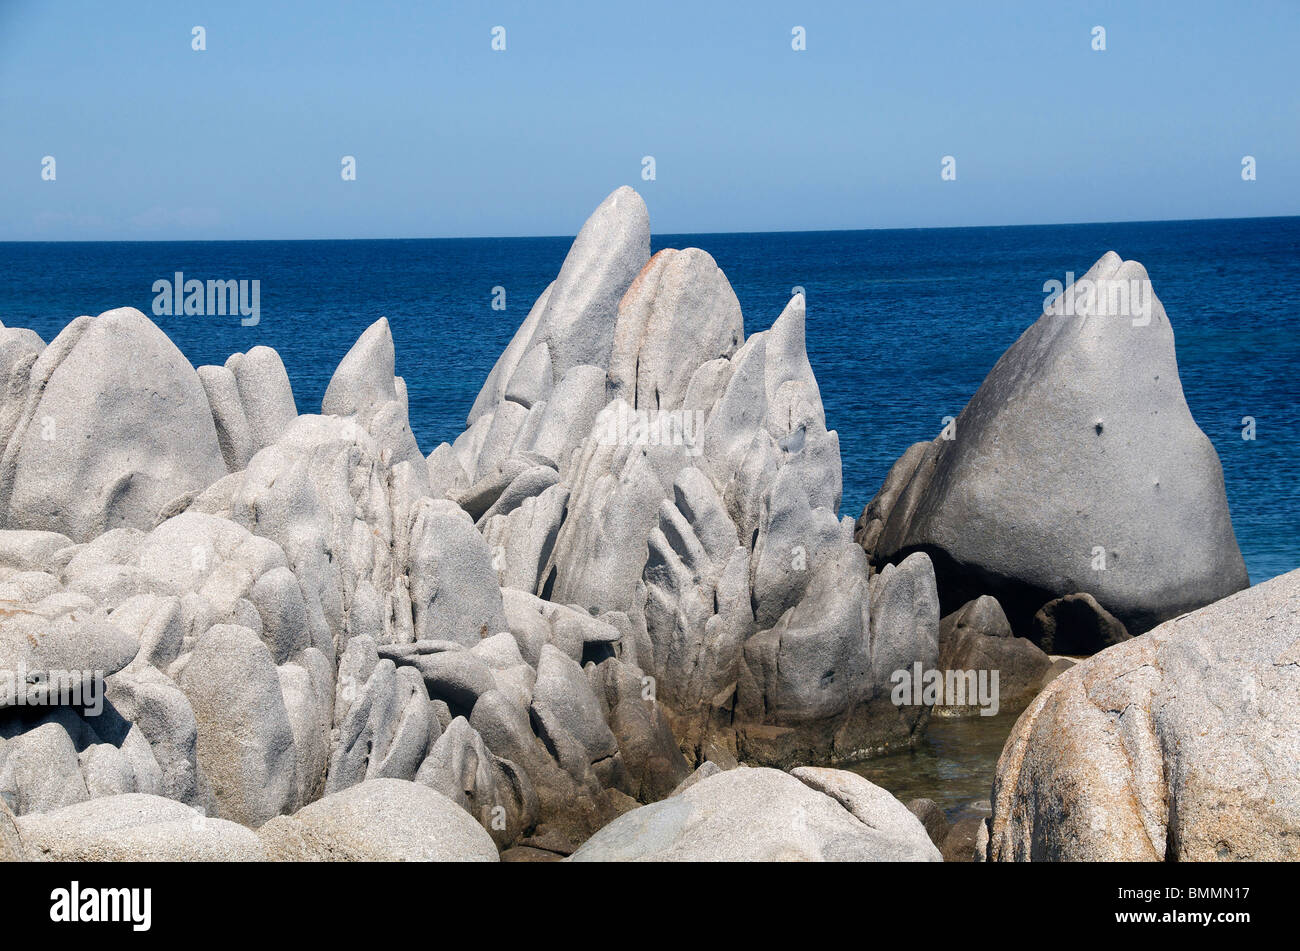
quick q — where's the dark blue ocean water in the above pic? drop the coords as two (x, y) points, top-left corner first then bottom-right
(0, 218), (1296, 582)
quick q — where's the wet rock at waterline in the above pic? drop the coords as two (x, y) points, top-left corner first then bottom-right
(906, 797), (950, 848)
(934, 595), (1054, 716)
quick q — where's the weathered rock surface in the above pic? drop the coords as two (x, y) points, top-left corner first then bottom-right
(607, 247), (743, 413)
(588, 655), (689, 802)
(407, 498), (509, 645)
(862, 253), (1248, 637)
(568, 766), (940, 862)
(257, 778), (498, 861)
(2, 308), (227, 541)
(326, 636), (439, 794)
(15, 793), (265, 861)
(321, 316), (425, 473)
(200, 346), (298, 471)
(415, 716), (538, 848)
(906, 797), (950, 848)
(0, 795), (24, 860)
(445, 188), (940, 776)
(512, 185), (650, 385)
(4, 191), (1273, 867)
(942, 811), (990, 862)
(986, 569), (1300, 861)
(178, 624), (297, 827)
(936, 595), (1053, 716)
(790, 766), (942, 857)
(1, 608), (138, 708)
(531, 645), (624, 788)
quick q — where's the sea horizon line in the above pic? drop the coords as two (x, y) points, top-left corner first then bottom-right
(2, 212), (1297, 246)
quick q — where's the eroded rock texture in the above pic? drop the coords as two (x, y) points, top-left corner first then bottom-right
(985, 569), (1300, 861)
(0, 187), (942, 861)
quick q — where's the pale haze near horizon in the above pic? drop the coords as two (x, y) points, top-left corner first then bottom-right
(1, 0), (1297, 241)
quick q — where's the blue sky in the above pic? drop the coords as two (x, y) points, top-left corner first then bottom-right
(1, 0), (1297, 240)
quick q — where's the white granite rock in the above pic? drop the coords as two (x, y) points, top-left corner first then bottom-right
(257, 778), (498, 861)
(568, 766), (940, 862)
(3, 308), (226, 541)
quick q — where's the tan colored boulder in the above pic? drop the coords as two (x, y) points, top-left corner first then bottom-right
(987, 569), (1300, 861)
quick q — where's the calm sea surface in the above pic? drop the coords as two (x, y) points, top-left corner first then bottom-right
(1, 217), (1296, 581)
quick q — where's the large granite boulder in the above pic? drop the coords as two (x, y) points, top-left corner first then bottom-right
(14, 793), (265, 861)
(406, 497), (510, 646)
(257, 778), (498, 861)
(321, 316), (426, 474)
(864, 253), (1248, 636)
(985, 568), (1300, 861)
(568, 766), (940, 862)
(1, 308), (227, 541)
(0, 604), (138, 708)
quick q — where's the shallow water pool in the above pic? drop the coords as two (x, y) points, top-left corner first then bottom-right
(847, 710), (1024, 821)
